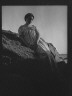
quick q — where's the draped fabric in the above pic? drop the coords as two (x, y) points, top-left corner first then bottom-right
(37, 38), (55, 60)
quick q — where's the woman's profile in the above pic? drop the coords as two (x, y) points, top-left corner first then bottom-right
(18, 13), (40, 51)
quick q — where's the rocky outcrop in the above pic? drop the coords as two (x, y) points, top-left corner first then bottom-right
(2, 30), (67, 69)
(2, 30), (35, 59)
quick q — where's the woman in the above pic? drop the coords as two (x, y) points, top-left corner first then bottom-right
(18, 13), (57, 71)
(18, 13), (50, 57)
(18, 13), (40, 51)
(18, 13), (54, 58)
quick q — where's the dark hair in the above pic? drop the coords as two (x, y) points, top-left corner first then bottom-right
(24, 13), (34, 21)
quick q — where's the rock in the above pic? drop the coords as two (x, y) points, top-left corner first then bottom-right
(2, 30), (67, 72)
(2, 30), (35, 59)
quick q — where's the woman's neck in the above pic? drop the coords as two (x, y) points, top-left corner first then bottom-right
(25, 23), (32, 27)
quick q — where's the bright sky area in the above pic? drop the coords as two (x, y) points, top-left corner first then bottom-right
(2, 6), (67, 54)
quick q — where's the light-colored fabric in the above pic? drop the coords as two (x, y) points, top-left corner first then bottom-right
(36, 38), (51, 59)
(48, 43), (65, 63)
(38, 38), (50, 52)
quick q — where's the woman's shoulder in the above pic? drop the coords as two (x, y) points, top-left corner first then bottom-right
(31, 25), (35, 27)
(31, 25), (36, 28)
(18, 25), (28, 31)
(19, 24), (27, 29)
(28, 25), (37, 31)
(18, 25), (28, 35)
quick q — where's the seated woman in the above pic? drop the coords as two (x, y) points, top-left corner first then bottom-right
(18, 13), (50, 57)
(18, 13), (55, 59)
(18, 13), (57, 70)
(18, 13), (40, 51)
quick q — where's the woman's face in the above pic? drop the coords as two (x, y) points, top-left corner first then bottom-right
(26, 16), (34, 24)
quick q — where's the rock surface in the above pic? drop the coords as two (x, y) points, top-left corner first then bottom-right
(2, 30), (35, 59)
(2, 30), (67, 65)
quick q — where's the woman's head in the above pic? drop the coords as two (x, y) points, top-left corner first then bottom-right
(24, 13), (34, 24)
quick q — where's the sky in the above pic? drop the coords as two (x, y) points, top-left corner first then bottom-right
(2, 6), (67, 54)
